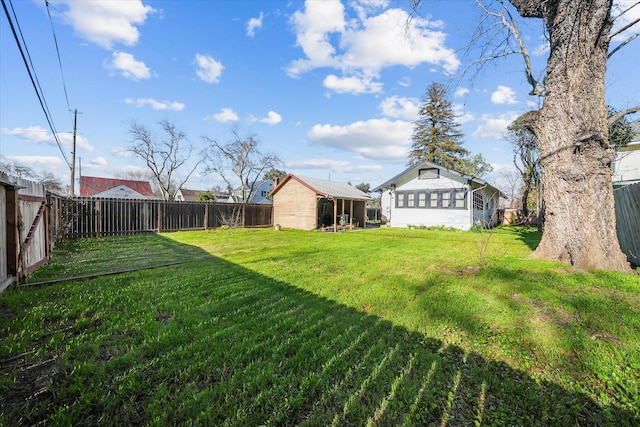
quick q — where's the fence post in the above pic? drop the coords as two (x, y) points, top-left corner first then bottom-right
(95, 199), (101, 238)
(242, 204), (246, 228)
(5, 187), (19, 277)
(157, 201), (162, 232)
(204, 204), (208, 230)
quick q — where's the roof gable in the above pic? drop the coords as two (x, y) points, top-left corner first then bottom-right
(372, 160), (501, 195)
(271, 174), (370, 200)
(80, 176), (154, 198)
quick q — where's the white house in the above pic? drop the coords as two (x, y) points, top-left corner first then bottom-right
(372, 161), (503, 230)
(230, 180), (274, 204)
(612, 121), (640, 188)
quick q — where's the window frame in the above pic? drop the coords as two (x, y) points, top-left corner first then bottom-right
(418, 168), (440, 180)
(395, 188), (467, 210)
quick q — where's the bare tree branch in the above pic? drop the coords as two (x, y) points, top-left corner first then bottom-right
(608, 106), (640, 127)
(608, 31), (639, 57)
(127, 120), (202, 201)
(202, 128), (281, 203)
(611, 1), (640, 22)
(609, 17), (640, 40)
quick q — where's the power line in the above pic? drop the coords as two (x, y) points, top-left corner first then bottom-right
(45, 0), (71, 112)
(1, 0), (71, 169)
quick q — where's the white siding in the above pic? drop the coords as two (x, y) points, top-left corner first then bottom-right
(382, 167), (473, 230)
(613, 145), (640, 186)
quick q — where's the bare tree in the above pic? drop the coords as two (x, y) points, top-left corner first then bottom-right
(412, 0), (639, 272)
(505, 117), (541, 220)
(127, 120), (202, 201)
(202, 128), (281, 203)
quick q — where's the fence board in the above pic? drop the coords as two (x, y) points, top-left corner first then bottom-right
(614, 183), (640, 268)
(50, 196), (273, 241)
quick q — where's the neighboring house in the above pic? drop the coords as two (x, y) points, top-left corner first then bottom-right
(80, 176), (155, 199)
(174, 188), (205, 202)
(612, 121), (640, 188)
(175, 188), (232, 202)
(271, 174), (370, 230)
(372, 161), (503, 230)
(230, 180), (275, 204)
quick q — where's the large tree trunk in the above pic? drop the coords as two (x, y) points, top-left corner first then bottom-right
(514, 0), (631, 272)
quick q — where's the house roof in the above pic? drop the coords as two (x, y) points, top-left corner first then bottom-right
(179, 188), (206, 200)
(271, 174), (370, 201)
(80, 176), (154, 198)
(372, 160), (503, 196)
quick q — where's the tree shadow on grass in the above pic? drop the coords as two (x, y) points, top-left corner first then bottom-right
(1, 234), (637, 426)
(503, 226), (542, 251)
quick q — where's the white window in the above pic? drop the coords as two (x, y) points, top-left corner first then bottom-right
(418, 193), (426, 208)
(442, 192), (450, 208)
(407, 193), (415, 208)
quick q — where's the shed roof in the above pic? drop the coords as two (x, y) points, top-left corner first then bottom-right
(80, 176), (154, 198)
(271, 174), (370, 201)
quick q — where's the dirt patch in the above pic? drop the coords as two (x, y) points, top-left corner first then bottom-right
(0, 351), (64, 424)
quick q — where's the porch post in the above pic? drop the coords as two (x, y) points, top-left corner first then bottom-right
(349, 200), (353, 227)
(333, 199), (337, 232)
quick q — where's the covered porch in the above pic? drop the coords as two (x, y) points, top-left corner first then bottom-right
(317, 197), (367, 231)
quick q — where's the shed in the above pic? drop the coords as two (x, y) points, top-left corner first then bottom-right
(271, 174), (370, 231)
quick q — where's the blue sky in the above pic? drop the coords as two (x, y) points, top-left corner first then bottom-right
(1, 0), (638, 193)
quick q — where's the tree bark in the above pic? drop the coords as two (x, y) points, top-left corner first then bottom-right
(514, 0), (631, 272)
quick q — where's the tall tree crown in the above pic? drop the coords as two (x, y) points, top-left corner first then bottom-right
(409, 82), (468, 169)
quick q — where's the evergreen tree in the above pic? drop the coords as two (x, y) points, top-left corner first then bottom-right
(409, 82), (468, 169)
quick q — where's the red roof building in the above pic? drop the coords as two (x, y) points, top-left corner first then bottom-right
(79, 176), (155, 199)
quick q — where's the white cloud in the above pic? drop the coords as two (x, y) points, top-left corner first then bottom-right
(378, 96), (419, 120)
(107, 52), (151, 80)
(307, 118), (412, 160)
(259, 111), (282, 125)
(207, 108), (239, 123)
(124, 98), (185, 111)
(452, 104), (475, 124)
(288, 1), (459, 94)
(454, 87), (469, 98)
(52, 0), (154, 49)
(6, 155), (67, 170)
(2, 125), (94, 152)
(323, 74), (383, 94)
(110, 146), (132, 158)
(195, 54), (224, 83)
(87, 156), (108, 169)
(246, 12), (264, 37)
(288, 0), (346, 76)
(398, 76), (411, 87)
(472, 112), (519, 139)
(491, 85), (518, 105)
(533, 42), (550, 57)
(285, 158), (383, 174)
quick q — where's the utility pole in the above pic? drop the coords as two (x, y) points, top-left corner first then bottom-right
(69, 108), (77, 197)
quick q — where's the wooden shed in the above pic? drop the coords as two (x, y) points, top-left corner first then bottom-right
(271, 174), (370, 231)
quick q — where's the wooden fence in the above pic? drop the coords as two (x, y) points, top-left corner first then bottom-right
(50, 196), (273, 242)
(1, 173), (50, 289)
(614, 183), (640, 268)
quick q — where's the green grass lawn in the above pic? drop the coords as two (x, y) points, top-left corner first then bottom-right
(1, 227), (638, 425)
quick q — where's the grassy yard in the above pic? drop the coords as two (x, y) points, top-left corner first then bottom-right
(1, 227), (638, 425)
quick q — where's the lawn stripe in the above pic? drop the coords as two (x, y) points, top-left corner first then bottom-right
(334, 343), (401, 425)
(366, 353), (415, 426)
